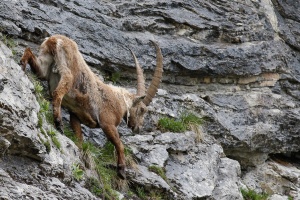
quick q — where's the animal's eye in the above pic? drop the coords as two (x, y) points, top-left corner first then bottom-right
(140, 107), (145, 113)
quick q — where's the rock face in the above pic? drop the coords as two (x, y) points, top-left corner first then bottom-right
(0, 40), (98, 199)
(124, 132), (242, 199)
(1, 0), (300, 199)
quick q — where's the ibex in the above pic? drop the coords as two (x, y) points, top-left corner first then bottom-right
(20, 35), (163, 179)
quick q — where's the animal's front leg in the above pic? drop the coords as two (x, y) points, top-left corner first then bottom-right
(70, 112), (83, 147)
(101, 124), (126, 179)
(52, 73), (73, 134)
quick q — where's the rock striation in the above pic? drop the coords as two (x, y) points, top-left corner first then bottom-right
(0, 0), (300, 199)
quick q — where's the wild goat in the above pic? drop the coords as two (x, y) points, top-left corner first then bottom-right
(20, 35), (163, 179)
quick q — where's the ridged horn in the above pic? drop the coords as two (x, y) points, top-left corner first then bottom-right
(143, 40), (163, 106)
(130, 48), (146, 96)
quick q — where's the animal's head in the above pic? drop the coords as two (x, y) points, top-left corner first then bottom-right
(128, 41), (163, 133)
(20, 48), (34, 70)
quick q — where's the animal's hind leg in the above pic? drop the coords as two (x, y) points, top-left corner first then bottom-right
(52, 72), (73, 133)
(101, 124), (126, 179)
(70, 112), (83, 147)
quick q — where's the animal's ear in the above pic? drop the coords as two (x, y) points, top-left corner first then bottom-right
(132, 95), (146, 107)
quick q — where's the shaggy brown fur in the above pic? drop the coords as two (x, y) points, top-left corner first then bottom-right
(20, 35), (163, 179)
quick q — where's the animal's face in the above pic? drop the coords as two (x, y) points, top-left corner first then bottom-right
(128, 101), (148, 133)
(20, 48), (34, 70)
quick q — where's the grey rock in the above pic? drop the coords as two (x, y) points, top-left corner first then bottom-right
(242, 160), (300, 200)
(1, 0), (300, 198)
(165, 142), (242, 199)
(0, 41), (99, 200)
(0, 157), (98, 200)
(0, 41), (46, 161)
(125, 132), (242, 199)
(0, 136), (10, 156)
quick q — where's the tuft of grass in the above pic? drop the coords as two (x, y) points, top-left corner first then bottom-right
(51, 135), (61, 150)
(44, 140), (51, 153)
(64, 125), (80, 146)
(0, 34), (18, 55)
(158, 111), (204, 138)
(29, 73), (53, 126)
(136, 187), (146, 199)
(47, 128), (61, 150)
(241, 188), (269, 200)
(47, 128), (56, 137)
(158, 117), (186, 132)
(81, 141), (134, 199)
(149, 191), (163, 200)
(85, 177), (103, 196)
(111, 72), (121, 84)
(148, 165), (168, 183)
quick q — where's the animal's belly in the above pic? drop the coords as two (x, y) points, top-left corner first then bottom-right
(48, 72), (98, 128)
(62, 93), (98, 128)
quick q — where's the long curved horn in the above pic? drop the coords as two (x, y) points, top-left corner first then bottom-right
(130, 49), (146, 96)
(143, 40), (163, 106)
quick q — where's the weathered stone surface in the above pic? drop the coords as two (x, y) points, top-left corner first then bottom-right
(242, 160), (300, 199)
(0, 40), (46, 161)
(0, 157), (98, 200)
(1, 0), (300, 198)
(125, 132), (242, 199)
(0, 41), (99, 200)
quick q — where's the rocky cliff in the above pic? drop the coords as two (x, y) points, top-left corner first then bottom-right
(0, 0), (300, 199)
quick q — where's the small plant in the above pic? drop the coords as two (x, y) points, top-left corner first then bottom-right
(51, 135), (61, 150)
(241, 188), (269, 200)
(85, 177), (103, 196)
(72, 163), (84, 181)
(148, 165), (168, 183)
(136, 187), (146, 199)
(0, 34), (18, 55)
(81, 141), (125, 199)
(43, 140), (51, 153)
(180, 111), (204, 142)
(149, 191), (163, 200)
(34, 81), (44, 98)
(47, 128), (61, 150)
(63, 125), (79, 145)
(47, 128), (56, 137)
(158, 111), (204, 137)
(158, 117), (186, 132)
(111, 72), (121, 84)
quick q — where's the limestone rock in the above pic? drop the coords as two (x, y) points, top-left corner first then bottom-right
(1, 0), (300, 198)
(125, 132), (242, 199)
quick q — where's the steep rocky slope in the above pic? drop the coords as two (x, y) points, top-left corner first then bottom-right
(1, 0), (300, 199)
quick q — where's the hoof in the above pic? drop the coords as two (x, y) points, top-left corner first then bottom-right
(117, 165), (126, 180)
(54, 119), (64, 134)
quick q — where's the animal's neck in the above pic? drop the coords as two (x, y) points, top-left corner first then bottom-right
(28, 56), (41, 76)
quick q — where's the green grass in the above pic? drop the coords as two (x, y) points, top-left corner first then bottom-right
(111, 72), (121, 84)
(85, 177), (103, 196)
(241, 188), (269, 200)
(29, 73), (53, 126)
(148, 165), (168, 183)
(63, 125), (80, 146)
(81, 141), (130, 199)
(29, 73), (62, 151)
(158, 111), (204, 135)
(136, 187), (146, 199)
(158, 117), (186, 132)
(51, 135), (61, 150)
(0, 34), (18, 55)
(44, 140), (51, 153)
